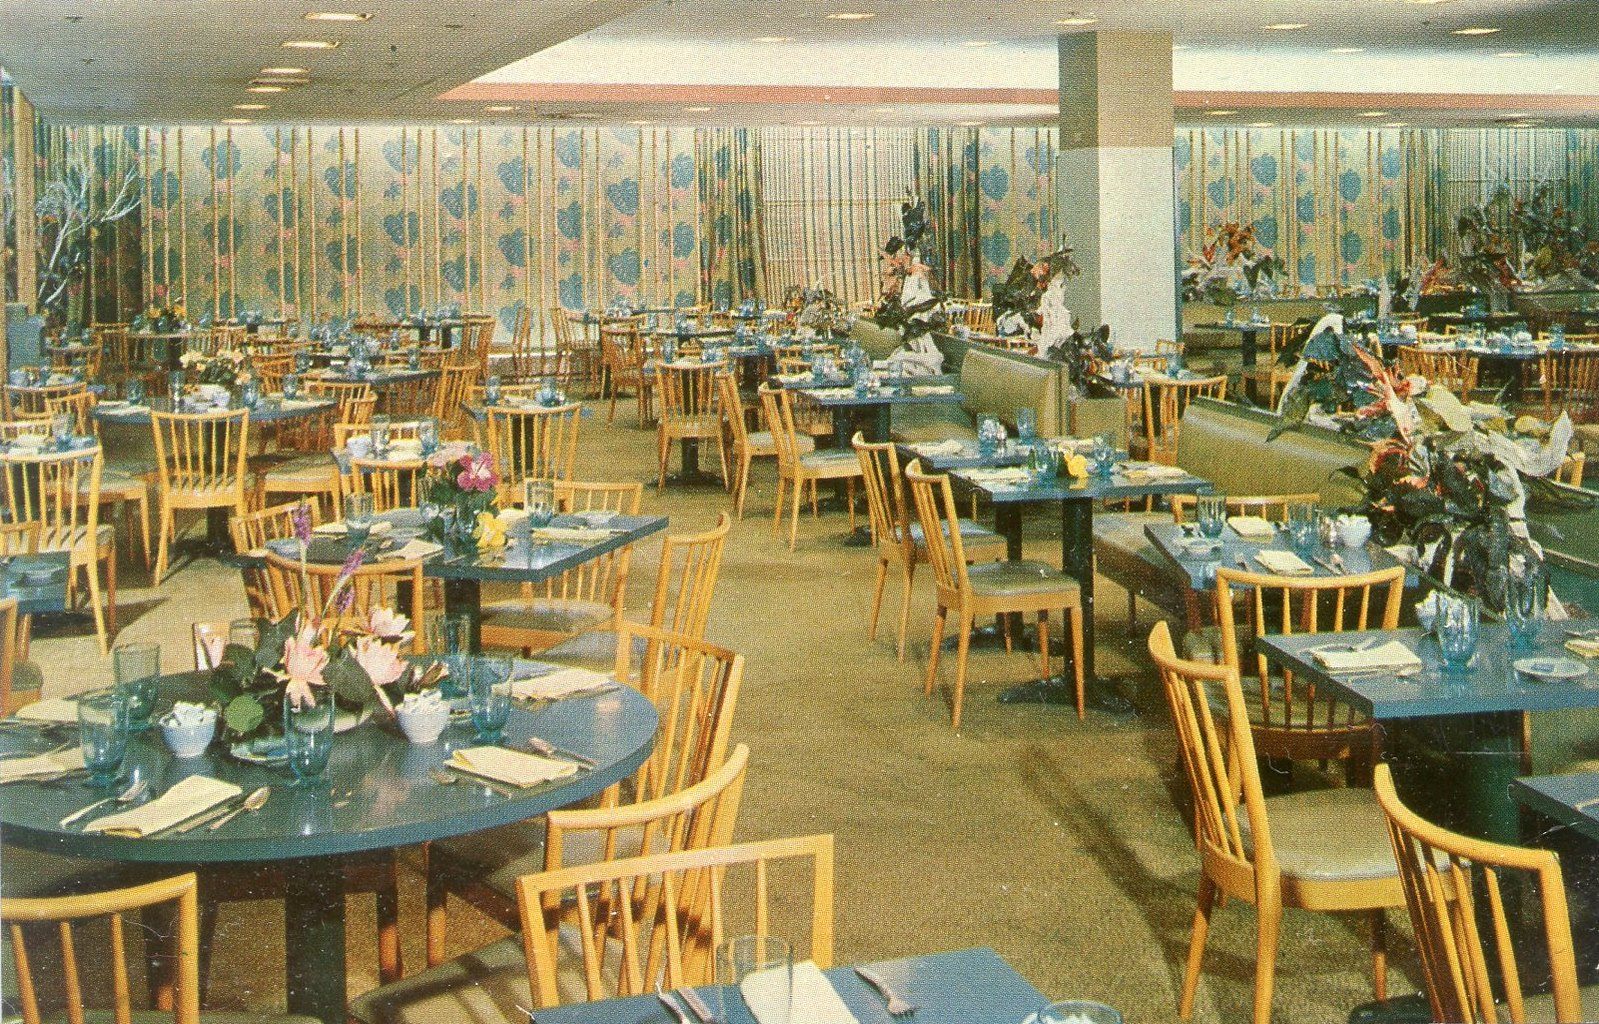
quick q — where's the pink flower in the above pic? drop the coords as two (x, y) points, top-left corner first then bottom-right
(199, 632), (226, 670)
(282, 633), (328, 709)
(427, 441), (473, 471)
(456, 452), (499, 493)
(352, 637), (405, 716)
(366, 607), (412, 643)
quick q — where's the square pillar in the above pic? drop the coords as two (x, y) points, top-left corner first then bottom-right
(1057, 31), (1178, 351)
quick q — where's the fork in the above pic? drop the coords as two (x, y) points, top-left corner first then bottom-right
(854, 966), (918, 1017)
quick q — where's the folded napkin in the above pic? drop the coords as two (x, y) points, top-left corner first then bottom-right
(1228, 516), (1277, 540)
(910, 384), (955, 396)
(1566, 638), (1599, 659)
(512, 667), (613, 701)
(1253, 550), (1315, 575)
(807, 388), (854, 400)
(314, 520), (395, 536)
(83, 776), (241, 836)
(388, 538), (443, 561)
(963, 466), (1032, 487)
(774, 374), (809, 385)
(1120, 463), (1189, 481)
(741, 961), (858, 1024)
(1311, 640), (1424, 674)
(0, 747), (85, 784)
(278, 398), (321, 410)
(530, 526), (616, 544)
(446, 747), (579, 789)
(14, 697), (79, 723)
(912, 440), (966, 456)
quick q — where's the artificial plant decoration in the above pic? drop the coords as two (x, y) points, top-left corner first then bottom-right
(35, 158), (140, 326)
(1181, 223), (1284, 305)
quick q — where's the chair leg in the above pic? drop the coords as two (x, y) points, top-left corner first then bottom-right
(135, 494), (152, 570)
(951, 608), (974, 730)
(1370, 909), (1387, 1003)
(1178, 875), (1217, 1021)
(1037, 610), (1050, 676)
(104, 546), (118, 640)
(896, 560), (916, 663)
(84, 559), (108, 657)
(656, 430), (669, 490)
(867, 556), (888, 641)
(375, 858), (403, 983)
(1069, 605), (1086, 720)
(789, 476), (803, 550)
(846, 479), (856, 532)
(154, 508), (172, 585)
(925, 604), (947, 695)
(1252, 903), (1282, 1024)
(735, 453), (752, 519)
(424, 846), (449, 968)
(808, 479), (819, 519)
(771, 477), (786, 537)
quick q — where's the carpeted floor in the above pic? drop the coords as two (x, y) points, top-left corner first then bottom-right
(21, 401), (1416, 1023)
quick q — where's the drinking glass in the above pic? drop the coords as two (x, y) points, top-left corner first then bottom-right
(484, 375), (503, 405)
(429, 612), (475, 697)
(125, 378), (146, 405)
(1286, 502), (1320, 552)
(1090, 434), (1115, 477)
(1037, 1001), (1123, 1024)
(1016, 407), (1037, 442)
(284, 696), (336, 786)
(418, 417), (439, 455)
(241, 380), (261, 408)
(370, 414), (392, 456)
(716, 936), (792, 1024)
(1436, 592), (1480, 672)
(467, 656), (514, 744)
(343, 492), (375, 547)
(1505, 564), (1548, 647)
(112, 642), (161, 732)
(78, 689), (130, 790)
(282, 372), (301, 400)
(50, 412), (72, 450)
(524, 479), (556, 529)
(1195, 494), (1227, 539)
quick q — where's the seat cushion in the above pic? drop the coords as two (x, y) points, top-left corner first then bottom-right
(1242, 788), (1398, 884)
(480, 599), (613, 638)
(966, 560), (1079, 599)
(536, 630), (650, 674)
(745, 431), (813, 455)
(890, 413), (977, 446)
(799, 451), (862, 477)
(260, 453), (338, 490)
(908, 519), (1005, 555)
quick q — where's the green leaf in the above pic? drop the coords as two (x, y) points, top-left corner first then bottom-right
(323, 655), (375, 707)
(256, 615), (295, 670)
(223, 694), (265, 737)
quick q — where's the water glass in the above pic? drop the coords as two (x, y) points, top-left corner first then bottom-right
(1436, 592), (1480, 672)
(418, 417), (439, 455)
(1090, 435), (1115, 477)
(428, 612), (475, 698)
(241, 380), (261, 408)
(484, 375), (503, 405)
(112, 642), (161, 731)
(1016, 407), (1037, 442)
(1505, 564), (1548, 647)
(78, 689), (131, 789)
(1286, 502), (1321, 552)
(467, 656), (514, 744)
(1037, 1001), (1123, 1024)
(343, 492), (375, 547)
(716, 936), (792, 1024)
(524, 478), (556, 528)
(1195, 494), (1227, 539)
(284, 696), (336, 786)
(49, 413), (72, 450)
(125, 378), (146, 405)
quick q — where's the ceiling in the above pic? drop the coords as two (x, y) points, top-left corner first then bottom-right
(2, 0), (1596, 127)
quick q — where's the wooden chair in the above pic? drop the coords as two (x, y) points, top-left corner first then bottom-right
(1208, 565), (1404, 773)
(479, 481), (644, 655)
(601, 321), (653, 426)
(905, 460), (1084, 726)
(341, 456), (426, 516)
(249, 352), (295, 394)
(1149, 621), (1401, 1024)
(45, 389), (152, 568)
(484, 403), (581, 503)
(718, 370), (809, 518)
(854, 433), (1004, 661)
(1242, 323), (1300, 408)
(1397, 346), (1480, 404)
(262, 550), (425, 637)
(255, 380), (371, 512)
(1373, 762), (1587, 1023)
(965, 302), (995, 334)
(421, 622), (745, 967)
(230, 501), (320, 620)
(1538, 350), (1599, 423)
(432, 361), (480, 440)
(654, 362), (726, 489)
(1142, 375), (1228, 465)
(0, 522), (40, 706)
(151, 409), (249, 584)
(5, 381), (86, 420)
(1169, 492), (1321, 525)
(758, 386), (861, 551)
(1558, 451), (1587, 487)
(1, 446), (115, 654)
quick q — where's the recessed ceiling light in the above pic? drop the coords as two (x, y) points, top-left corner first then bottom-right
(252, 77), (308, 86)
(825, 12), (875, 20)
(957, 120), (984, 126)
(221, 118), (253, 125)
(797, 120), (821, 126)
(1495, 51), (1530, 58)
(1385, 122), (1410, 127)
(281, 39), (340, 49)
(1055, 17), (1099, 26)
(684, 106), (713, 112)
(1360, 110), (1389, 117)
(1452, 26), (1500, 35)
(566, 112), (599, 119)
(630, 119), (654, 125)
(303, 11), (372, 21)
(449, 118), (477, 124)
(247, 84), (287, 93)
(1172, 44), (1189, 50)
(1328, 46), (1365, 53)
(752, 35), (793, 42)
(1249, 121), (1275, 128)
(484, 105), (517, 112)
(1206, 109), (1238, 116)
(1264, 22), (1308, 30)
(963, 39), (995, 46)
(233, 103), (269, 110)
(261, 66), (309, 75)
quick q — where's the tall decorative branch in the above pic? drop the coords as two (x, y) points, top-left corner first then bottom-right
(34, 159), (141, 321)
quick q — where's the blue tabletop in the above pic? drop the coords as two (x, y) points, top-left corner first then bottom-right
(529, 949), (1053, 1024)
(0, 552), (72, 614)
(802, 388), (964, 410)
(1259, 622), (1599, 719)
(1144, 521), (1405, 593)
(311, 368), (438, 387)
(1510, 773), (1599, 843)
(0, 671), (657, 863)
(952, 463), (1211, 505)
(93, 396), (336, 426)
(896, 438), (1104, 473)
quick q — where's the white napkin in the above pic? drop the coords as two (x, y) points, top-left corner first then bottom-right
(1312, 640), (1424, 674)
(912, 440), (965, 456)
(1253, 550), (1314, 575)
(14, 697), (79, 723)
(807, 388), (854, 400)
(389, 539), (443, 561)
(315, 520), (395, 536)
(910, 385), (955, 396)
(83, 776), (241, 836)
(513, 667), (613, 700)
(446, 747), (579, 789)
(278, 398), (320, 410)
(0, 747), (85, 784)
(1121, 463), (1189, 481)
(741, 961), (858, 1024)
(530, 526), (615, 544)
(964, 467), (1031, 486)
(1228, 516), (1277, 540)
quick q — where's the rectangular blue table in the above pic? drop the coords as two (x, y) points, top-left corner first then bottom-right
(528, 949), (1053, 1024)
(1511, 772), (1599, 843)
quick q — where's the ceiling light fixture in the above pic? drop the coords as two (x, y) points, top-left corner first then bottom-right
(630, 119), (655, 125)
(963, 39), (995, 46)
(281, 39), (340, 49)
(233, 103), (269, 110)
(247, 84), (287, 93)
(1206, 109), (1238, 116)
(1384, 122), (1410, 128)
(303, 11), (371, 21)
(1451, 26), (1500, 35)
(684, 106), (713, 112)
(1495, 51), (1530, 57)
(1171, 44), (1189, 50)
(449, 118), (477, 124)
(797, 120), (821, 126)
(1360, 110), (1389, 117)
(252, 76), (308, 85)
(1328, 46), (1365, 53)
(484, 104), (517, 112)
(825, 12), (875, 20)
(957, 120), (984, 126)
(1249, 121), (1275, 127)
(1055, 17), (1098, 26)
(261, 66), (309, 75)
(221, 118), (253, 125)
(752, 35), (792, 42)
(1264, 22), (1308, 30)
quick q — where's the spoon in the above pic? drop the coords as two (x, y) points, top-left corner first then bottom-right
(61, 778), (148, 828)
(208, 785), (271, 831)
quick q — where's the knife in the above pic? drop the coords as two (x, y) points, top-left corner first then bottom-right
(656, 991), (692, 1024)
(675, 987), (720, 1024)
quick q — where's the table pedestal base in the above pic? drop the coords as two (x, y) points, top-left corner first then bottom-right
(284, 857), (348, 1024)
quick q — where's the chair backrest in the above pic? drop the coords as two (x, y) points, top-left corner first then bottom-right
(716, 372), (749, 448)
(7, 383), (87, 420)
(385, 371), (442, 420)
(649, 513), (730, 639)
(1143, 375), (1228, 465)
(516, 835), (834, 1009)
(536, 481), (645, 620)
(1169, 492), (1321, 523)
(262, 550), (424, 635)
(852, 432), (909, 551)
(1374, 763), (1580, 1023)
(756, 386), (803, 473)
(150, 409), (249, 509)
(1148, 621), (1275, 896)
(343, 456), (426, 514)
(432, 361), (480, 439)
(656, 362), (721, 427)
(44, 390), (99, 438)
(230, 501), (320, 619)
(902, 460), (970, 596)
(0, 447), (104, 551)
(0, 595), (22, 717)
(485, 404), (581, 495)
(1398, 347), (1478, 401)
(3, 872), (204, 1024)
(1540, 350), (1599, 422)
(1212, 564), (1403, 761)
(250, 353), (295, 394)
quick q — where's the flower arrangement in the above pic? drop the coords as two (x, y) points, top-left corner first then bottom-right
(179, 349), (247, 387)
(1182, 223), (1285, 306)
(421, 443), (502, 550)
(134, 302), (188, 333)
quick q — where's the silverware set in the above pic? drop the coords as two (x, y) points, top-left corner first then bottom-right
(526, 736), (596, 768)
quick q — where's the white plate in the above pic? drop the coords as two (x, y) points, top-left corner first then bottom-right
(226, 705), (372, 764)
(1514, 656), (1589, 682)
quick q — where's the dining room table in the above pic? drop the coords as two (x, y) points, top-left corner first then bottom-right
(949, 460), (1211, 710)
(0, 670), (659, 1024)
(1192, 319), (1272, 368)
(525, 947), (1065, 1024)
(781, 374), (964, 447)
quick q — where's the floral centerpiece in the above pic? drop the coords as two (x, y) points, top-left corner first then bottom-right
(179, 349), (247, 387)
(421, 443), (502, 551)
(133, 302), (187, 334)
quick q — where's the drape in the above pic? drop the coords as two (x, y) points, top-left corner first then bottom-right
(696, 128), (766, 306)
(914, 128), (983, 301)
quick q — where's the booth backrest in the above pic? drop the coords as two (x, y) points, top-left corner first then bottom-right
(1175, 398), (1369, 508)
(958, 346), (1067, 437)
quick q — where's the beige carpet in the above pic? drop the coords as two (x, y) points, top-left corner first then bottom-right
(22, 401), (1416, 1023)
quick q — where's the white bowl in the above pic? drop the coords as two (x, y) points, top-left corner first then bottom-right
(1336, 516), (1373, 548)
(160, 714), (218, 758)
(396, 701), (450, 744)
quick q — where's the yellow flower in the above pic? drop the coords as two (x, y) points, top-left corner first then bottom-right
(475, 510), (507, 550)
(1065, 454), (1088, 481)
(172, 303), (187, 320)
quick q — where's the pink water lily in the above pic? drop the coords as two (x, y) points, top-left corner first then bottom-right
(352, 637), (405, 715)
(366, 607), (412, 643)
(282, 633), (329, 709)
(426, 441), (474, 471)
(455, 452), (499, 493)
